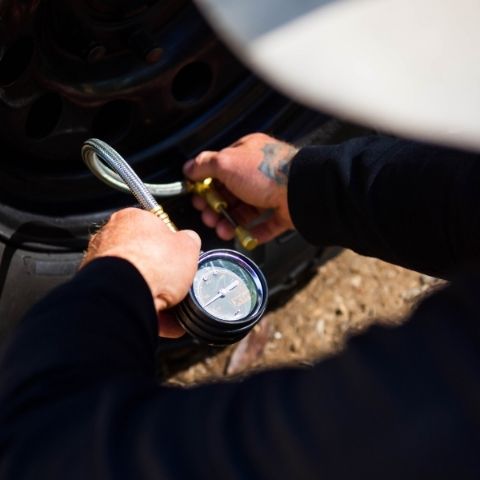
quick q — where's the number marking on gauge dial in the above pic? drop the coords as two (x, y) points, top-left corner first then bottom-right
(193, 263), (256, 321)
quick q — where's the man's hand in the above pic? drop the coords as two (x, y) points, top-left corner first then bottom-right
(81, 208), (201, 338)
(183, 133), (298, 244)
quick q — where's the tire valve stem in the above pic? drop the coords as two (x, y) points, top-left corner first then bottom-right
(187, 178), (258, 251)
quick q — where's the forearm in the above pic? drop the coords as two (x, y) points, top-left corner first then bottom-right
(1, 254), (480, 479)
(3, 277), (476, 480)
(0, 257), (158, 397)
(288, 136), (480, 277)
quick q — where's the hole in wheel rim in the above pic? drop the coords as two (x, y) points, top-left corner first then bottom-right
(171, 62), (213, 104)
(92, 100), (134, 142)
(0, 37), (35, 86)
(25, 93), (63, 140)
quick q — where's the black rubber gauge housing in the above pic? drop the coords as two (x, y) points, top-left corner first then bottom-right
(176, 249), (268, 345)
(0, 0), (364, 346)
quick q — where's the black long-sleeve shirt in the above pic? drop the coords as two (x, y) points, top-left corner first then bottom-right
(2, 136), (480, 479)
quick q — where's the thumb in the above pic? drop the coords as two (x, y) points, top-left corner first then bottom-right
(180, 229), (202, 250)
(183, 151), (220, 182)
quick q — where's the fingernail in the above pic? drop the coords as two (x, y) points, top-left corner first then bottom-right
(182, 160), (194, 175)
(183, 229), (202, 247)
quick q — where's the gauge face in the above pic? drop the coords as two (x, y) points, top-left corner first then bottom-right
(193, 258), (259, 321)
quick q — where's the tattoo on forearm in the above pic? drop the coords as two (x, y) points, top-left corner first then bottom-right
(258, 143), (296, 186)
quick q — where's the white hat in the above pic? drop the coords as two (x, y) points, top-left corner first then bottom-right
(195, 0), (480, 151)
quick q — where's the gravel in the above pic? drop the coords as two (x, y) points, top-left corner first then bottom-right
(165, 249), (443, 386)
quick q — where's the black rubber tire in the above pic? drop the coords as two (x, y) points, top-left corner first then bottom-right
(0, 0), (372, 345)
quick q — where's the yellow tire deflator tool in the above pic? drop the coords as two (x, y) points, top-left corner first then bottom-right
(186, 178), (258, 251)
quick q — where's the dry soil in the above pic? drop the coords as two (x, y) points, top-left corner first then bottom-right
(163, 249), (443, 385)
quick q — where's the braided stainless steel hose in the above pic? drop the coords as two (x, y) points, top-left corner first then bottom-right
(81, 138), (189, 198)
(82, 138), (177, 231)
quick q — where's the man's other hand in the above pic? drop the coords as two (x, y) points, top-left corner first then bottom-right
(183, 133), (298, 244)
(81, 208), (201, 338)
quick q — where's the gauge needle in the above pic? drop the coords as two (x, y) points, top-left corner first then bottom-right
(204, 280), (239, 307)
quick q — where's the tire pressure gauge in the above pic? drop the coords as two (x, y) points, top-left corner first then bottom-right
(81, 139), (268, 346)
(176, 249), (268, 346)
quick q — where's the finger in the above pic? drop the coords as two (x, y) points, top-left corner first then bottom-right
(192, 196), (223, 229)
(191, 186), (239, 214)
(158, 311), (185, 338)
(192, 195), (207, 211)
(202, 208), (220, 228)
(183, 151), (219, 181)
(228, 202), (261, 227)
(216, 220), (235, 241)
(179, 229), (202, 250)
(214, 203), (260, 241)
(250, 218), (288, 244)
(215, 203), (261, 240)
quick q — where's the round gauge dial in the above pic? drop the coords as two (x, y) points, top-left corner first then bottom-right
(176, 249), (268, 346)
(193, 258), (258, 321)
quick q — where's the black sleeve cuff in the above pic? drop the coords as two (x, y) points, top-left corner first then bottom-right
(288, 145), (336, 246)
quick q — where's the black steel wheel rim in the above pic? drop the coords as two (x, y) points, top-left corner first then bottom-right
(0, 0), (325, 251)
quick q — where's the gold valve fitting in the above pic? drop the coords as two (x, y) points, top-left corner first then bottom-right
(187, 177), (259, 251)
(188, 177), (227, 213)
(150, 205), (178, 232)
(235, 226), (259, 251)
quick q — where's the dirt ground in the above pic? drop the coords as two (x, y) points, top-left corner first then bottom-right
(165, 249), (443, 386)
